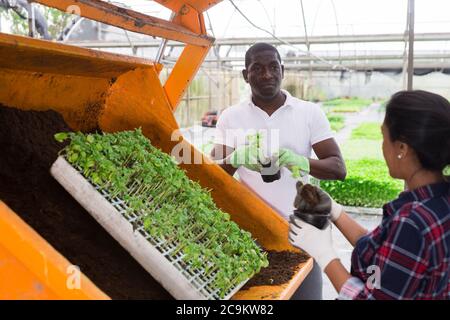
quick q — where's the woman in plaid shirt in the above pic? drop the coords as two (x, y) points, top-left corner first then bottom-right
(289, 90), (450, 299)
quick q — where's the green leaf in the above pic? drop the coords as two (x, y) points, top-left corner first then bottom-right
(291, 165), (301, 179)
(54, 132), (68, 143)
(86, 134), (95, 143)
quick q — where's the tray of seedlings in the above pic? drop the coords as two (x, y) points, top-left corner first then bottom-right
(50, 129), (268, 300)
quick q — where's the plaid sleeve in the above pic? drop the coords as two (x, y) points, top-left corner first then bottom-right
(340, 214), (429, 300)
(338, 277), (366, 300)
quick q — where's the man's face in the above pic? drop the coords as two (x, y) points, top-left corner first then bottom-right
(243, 50), (284, 101)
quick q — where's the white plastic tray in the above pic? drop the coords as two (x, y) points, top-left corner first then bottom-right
(50, 156), (248, 300)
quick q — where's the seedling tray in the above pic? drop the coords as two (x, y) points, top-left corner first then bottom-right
(50, 156), (249, 300)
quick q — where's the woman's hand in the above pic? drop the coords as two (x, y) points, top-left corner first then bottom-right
(289, 215), (339, 270)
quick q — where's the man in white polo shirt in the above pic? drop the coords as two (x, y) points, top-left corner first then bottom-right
(211, 43), (346, 300)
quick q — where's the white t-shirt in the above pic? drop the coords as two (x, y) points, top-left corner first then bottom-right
(214, 90), (334, 221)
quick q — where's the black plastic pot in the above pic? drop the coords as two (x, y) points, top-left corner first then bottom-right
(260, 162), (281, 183)
(294, 209), (330, 230)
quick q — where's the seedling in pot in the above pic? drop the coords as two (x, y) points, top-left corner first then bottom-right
(248, 132), (281, 183)
(260, 161), (281, 183)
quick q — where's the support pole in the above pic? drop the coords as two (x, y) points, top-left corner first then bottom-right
(407, 0), (415, 91)
(29, 2), (36, 38)
(300, 0), (312, 99)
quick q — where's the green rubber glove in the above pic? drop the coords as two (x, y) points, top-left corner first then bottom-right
(277, 148), (310, 178)
(444, 165), (450, 181)
(229, 144), (262, 172)
(444, 165), (450, 176)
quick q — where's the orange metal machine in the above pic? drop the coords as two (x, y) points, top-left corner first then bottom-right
(0, 0), (312, 299)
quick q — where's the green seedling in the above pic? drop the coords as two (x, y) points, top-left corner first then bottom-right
(56, 128), (268, 298)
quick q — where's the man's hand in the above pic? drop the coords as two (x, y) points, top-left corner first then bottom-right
(294, 182), (343, 222)
(277, 148), (310, 177)
(229, 144), (262, 172)
(289, 215), (339, 270)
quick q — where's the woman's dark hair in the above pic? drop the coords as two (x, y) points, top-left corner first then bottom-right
(384, 90), (450, 176)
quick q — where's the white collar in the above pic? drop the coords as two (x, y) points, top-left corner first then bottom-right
(247, 89), (294, 110)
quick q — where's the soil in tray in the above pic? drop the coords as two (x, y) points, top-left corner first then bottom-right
(242, 250), (310, 290)
(0, 105), (172, 299)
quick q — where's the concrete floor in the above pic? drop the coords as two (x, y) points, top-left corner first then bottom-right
(321, 213), (382, 300)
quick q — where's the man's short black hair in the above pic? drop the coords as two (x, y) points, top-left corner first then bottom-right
(245, 43), (282, 69)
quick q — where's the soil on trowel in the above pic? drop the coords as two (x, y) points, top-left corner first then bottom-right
(242, 250), (310, 289)
(0, 105), (172, 299)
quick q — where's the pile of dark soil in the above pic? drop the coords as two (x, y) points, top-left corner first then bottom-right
(242, 250), (310, 289)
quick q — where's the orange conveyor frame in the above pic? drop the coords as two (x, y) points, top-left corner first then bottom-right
(0, 0), (312, 300)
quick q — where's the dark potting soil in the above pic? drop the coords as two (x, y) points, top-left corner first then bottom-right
(0, 105), (172, 299)
(242, 250), (310, 289)
(294, 181), (322, 211)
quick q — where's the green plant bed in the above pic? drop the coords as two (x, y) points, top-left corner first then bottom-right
(341, 139), (383, 160)
(320, 159), (403, 208)
(351, 122), (382, 140)
(326, 105), (362, 113)
(323, 97), (372, 107)
(323, 97), (372, 113)
(327, 113), (345, 132)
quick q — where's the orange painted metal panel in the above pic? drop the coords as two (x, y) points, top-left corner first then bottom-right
(0, 245), (59, 299)
(164, 44), (212, 110)
(0, 32), (160, 132)
(171, 3), (207, 34)
(155, 0), (224, 13)
(0, 33), (158, 79)
(0, 68), (111, 131)
(34, 0), (214, 47)
(0, 202), (109, 300)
